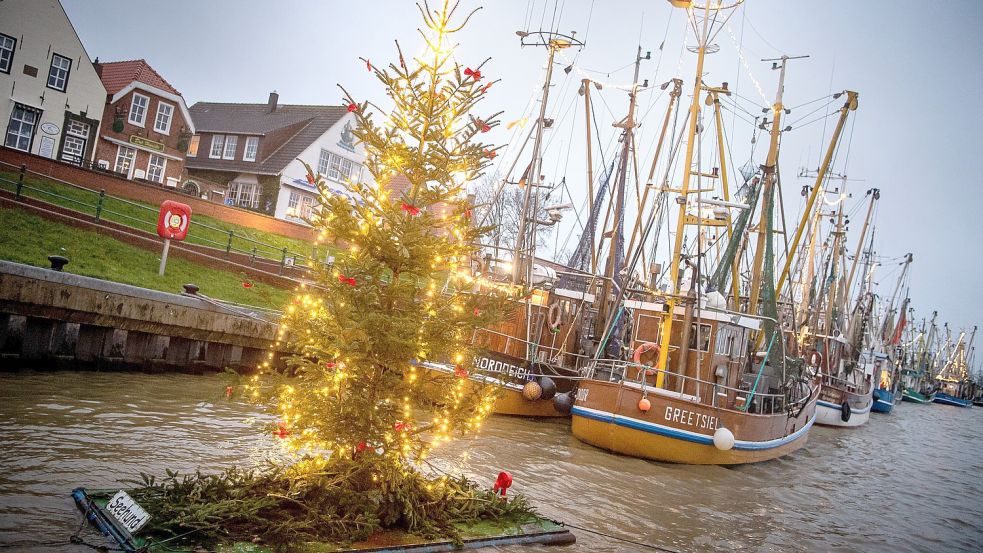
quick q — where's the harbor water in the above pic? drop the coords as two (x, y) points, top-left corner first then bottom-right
(1, 371), (981, 552)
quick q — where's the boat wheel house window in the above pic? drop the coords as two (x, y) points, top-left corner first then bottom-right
(688, 323), (712, 352)
(46, 53), (71, 91)
(5, 104), (40, 152)
(0, 33), (16, 74)
(129, 93), (149, 126)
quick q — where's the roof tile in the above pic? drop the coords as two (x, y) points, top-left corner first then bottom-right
(95, 59), (181, 96)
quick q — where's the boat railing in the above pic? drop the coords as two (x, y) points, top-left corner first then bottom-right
(820, 372), (869, 394)
(472, 327), (593, 374)
(585, 358), (805, 416)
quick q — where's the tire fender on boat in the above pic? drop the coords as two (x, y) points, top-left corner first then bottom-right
(840, 400), (852, 422)
(632, 342), (660, 377)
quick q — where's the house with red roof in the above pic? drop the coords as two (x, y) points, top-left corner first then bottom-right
(92, 59), (194, 186)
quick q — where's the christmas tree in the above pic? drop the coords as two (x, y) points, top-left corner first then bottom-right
(123, 2), (537, 548)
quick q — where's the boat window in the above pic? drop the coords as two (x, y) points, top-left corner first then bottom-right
(714, 324), (737, 355)
(689, 323), (712, 352)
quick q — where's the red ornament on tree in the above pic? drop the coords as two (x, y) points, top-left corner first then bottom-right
(481, 82), (494, 93)
(400, 202), (421, 216)
(325, 361), (336, 369)
(241, 281), (254, 289)
(484, 149), (496, 159)
(454, 364), (468, 378)
(225, 386), (234, 399)
(476, 120), (491, 133)
(356, 440), (368, 452)
(463, 67), (482, 80)
(274, 422), (290, 439)
(306, 172), (316, 185)
(347, 103), (358, 113)
(366, 59), (373, 72)
(493, 471), (513, 498)
(338, 274), (357, 286)
(394, 420), (412, 432)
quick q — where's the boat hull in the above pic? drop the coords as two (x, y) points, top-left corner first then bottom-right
(570, 380), (819, 465)
(871, 388), (901, 414)
(815, 387), (872, 427)
(933, 393), (973, 408)
(901, 389), (934, 404)
(494, 388), (569, 417)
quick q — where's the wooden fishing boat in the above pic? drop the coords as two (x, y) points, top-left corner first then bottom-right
(811, 339), (873, 427)
(571, 0), (840, 464)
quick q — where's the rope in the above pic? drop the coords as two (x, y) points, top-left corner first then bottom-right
(560, 522), (683, 553)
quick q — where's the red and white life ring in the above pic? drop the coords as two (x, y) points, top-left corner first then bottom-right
(632, 342), (660, 377)
(808, 350), (823, 367)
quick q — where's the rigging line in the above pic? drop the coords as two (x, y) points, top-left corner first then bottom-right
(840, 112), (858, 174)
(786, 112), (839, 133)
(818, 57), (836, 153)
(720, 96), (763, 122)
(744, 11), (782, 53)
(523, 0), (533, 32)
(538, 0), (548, 32)
(786, 94), (835, 112)
(786, 98), (837, 128)
(718, 105), (756, 127)
(548, 0), (560, 34)
(729, 5), (746, 136)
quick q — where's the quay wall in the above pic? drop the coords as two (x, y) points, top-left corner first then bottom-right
(0, 260), (284, 373)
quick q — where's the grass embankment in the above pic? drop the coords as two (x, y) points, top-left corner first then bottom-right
(0, 208), (291, 309)
(0, 170), (320, 263)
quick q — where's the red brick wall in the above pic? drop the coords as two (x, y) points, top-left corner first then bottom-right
(0, 147), (316, 241)
(96, 88), (191, 180)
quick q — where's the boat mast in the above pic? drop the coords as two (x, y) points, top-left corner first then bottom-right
(821, 185), (846, 338)
(653, 0), (744, 389)
(746, 55), (803, 313)
(843, 188), (879, 301)
(511, 31), (582, 286)
(594, 46), (647, 355)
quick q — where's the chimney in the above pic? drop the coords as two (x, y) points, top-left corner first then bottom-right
(268, 91), (279, 113)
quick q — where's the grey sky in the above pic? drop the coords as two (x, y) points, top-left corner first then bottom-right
(61, 0), (983, 339)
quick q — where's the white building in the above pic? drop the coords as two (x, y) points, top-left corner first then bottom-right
(185, 93), (372, 223)
(0, 0), (106, 163)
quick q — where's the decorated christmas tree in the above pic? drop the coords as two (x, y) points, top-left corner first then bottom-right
(124, 1), (536, 548)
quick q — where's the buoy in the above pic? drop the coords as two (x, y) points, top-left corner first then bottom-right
(638, 397), (651, 412)
(705, 290), (727, 310)
(539, 376), (557, 400)
(522, 381), (543, 401)
(840, 401), (852, 422)
(713, 427), (735, 451)
(553, 391), (574, 413)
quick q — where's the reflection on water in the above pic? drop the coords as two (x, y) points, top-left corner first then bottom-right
(0, 371), (981, 552)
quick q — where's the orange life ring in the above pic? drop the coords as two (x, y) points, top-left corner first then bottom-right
(633, 342), (660, 377)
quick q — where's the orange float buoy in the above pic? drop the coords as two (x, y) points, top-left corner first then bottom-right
(638, 397), (652, 412)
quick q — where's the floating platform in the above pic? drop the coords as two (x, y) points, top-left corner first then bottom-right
(72, 487), (575, 552)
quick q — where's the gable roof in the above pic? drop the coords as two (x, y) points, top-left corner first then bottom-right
(95, 59), (181, 96)
(186, 103), (348, 175)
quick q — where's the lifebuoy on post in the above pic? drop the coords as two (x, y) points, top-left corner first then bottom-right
(547, 302), (563, 330)
(632, 342), (660, 377)
(809, 350), (823, 367)
(840, 400), (851, 422)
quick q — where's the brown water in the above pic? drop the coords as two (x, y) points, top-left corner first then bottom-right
(0, 371), (981, 552)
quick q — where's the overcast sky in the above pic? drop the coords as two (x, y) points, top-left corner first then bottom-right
(62, 0), (983, 347)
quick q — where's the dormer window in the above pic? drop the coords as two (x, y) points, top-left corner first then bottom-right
(243, 136), (258, 161)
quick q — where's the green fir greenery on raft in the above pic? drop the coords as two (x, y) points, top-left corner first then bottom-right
(117, 0), (536, 549)
(124, 462), (536, 548)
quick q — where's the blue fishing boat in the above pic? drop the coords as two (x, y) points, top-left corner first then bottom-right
(869, 351), (901, 414)
(933, 392), (972, 408)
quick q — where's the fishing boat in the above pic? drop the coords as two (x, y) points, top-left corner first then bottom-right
(870, 351), (901, 414)
(933, 325), (976, 408)
(570, 0), (833, 464)
(869, 258), (912, 414)
(901, 311), (938, 404)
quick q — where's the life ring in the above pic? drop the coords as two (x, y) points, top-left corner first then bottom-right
(808, 350), (823, 367)
(840, 400), (851, 422)
(632, 342), (660, 377)
(547, 302), (563, 330)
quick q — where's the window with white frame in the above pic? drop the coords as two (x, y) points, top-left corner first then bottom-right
(317, 149), (330, 176)
(209, 135), (224, 158)
(223, 135), (238, 159)
(300, 195), (315, 219)
(47, 53), (71, 91)
(114, 146), (136, 177)
(154, 102), (174, 134)
(5, 104), (39, 152)
(146, 154), (166, 183)
(0, 34), (15, 75)
(129, 93), (149, 126)
(243, 136), (258, 161)
(287, 191), (300, 211)
(60, 120), (90, 163)
(227, 181), (260, 208)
